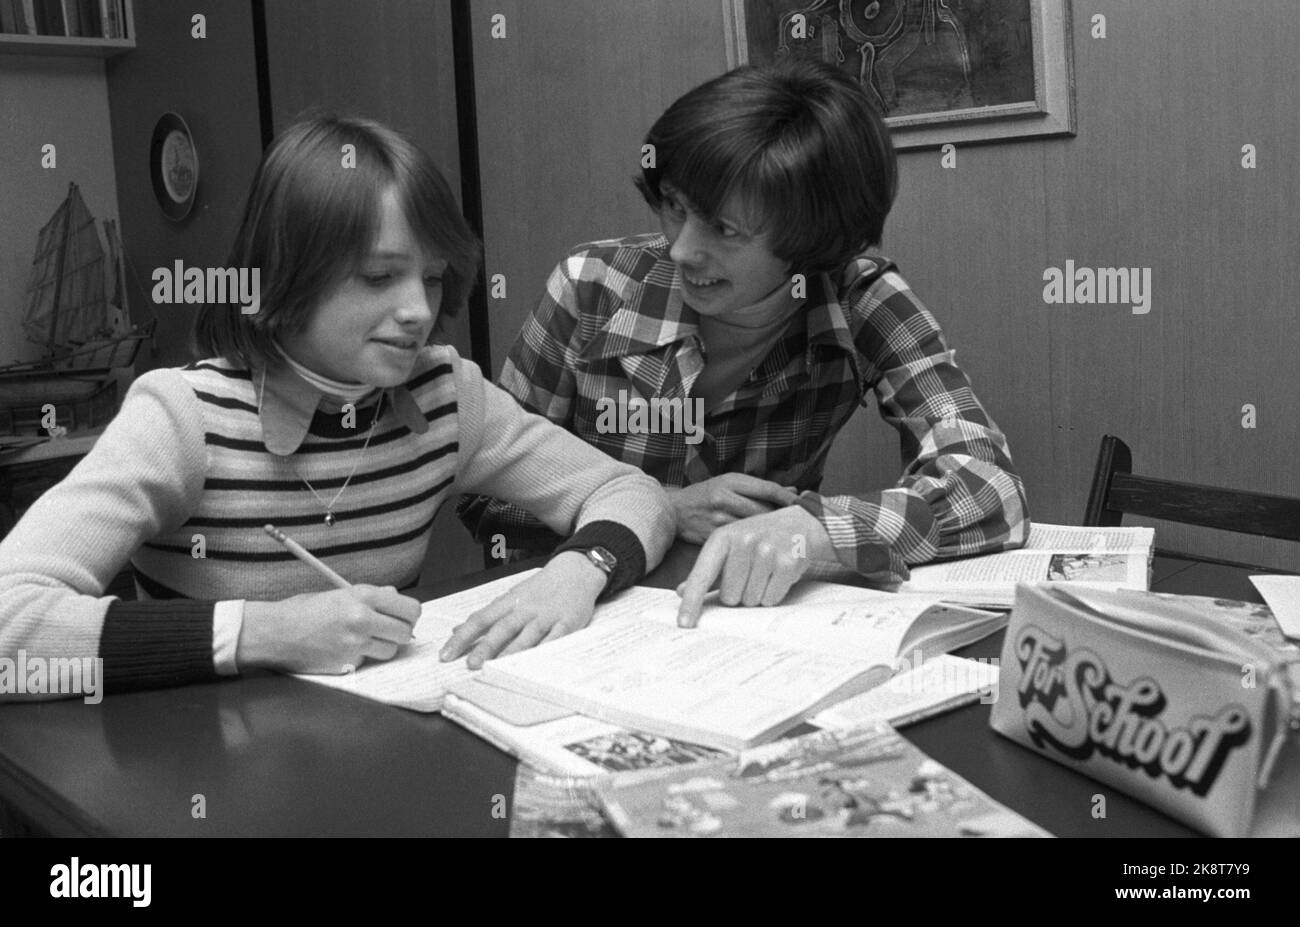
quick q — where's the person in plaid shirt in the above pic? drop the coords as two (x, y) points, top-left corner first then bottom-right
(460, 59), (1028, 627)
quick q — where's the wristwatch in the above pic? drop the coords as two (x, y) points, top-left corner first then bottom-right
(580, 546), (618, 578)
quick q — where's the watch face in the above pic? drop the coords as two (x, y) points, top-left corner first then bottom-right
(588, 547), (617, 572)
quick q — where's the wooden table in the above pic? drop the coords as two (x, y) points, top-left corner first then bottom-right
(0, 552), (1269, 837)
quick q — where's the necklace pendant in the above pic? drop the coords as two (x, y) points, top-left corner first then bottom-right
(324, 512), (336, 527)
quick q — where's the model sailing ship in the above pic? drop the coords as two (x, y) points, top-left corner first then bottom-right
(0, 182), (154, 434)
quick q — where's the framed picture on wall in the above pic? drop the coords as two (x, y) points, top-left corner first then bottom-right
(724, 0), (1076, 150)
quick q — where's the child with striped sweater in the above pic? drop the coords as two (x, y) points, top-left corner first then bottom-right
(0, 116), (674, 699)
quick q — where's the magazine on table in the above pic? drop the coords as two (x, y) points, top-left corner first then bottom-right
(898, 523), (1155, 608)
(595, 721), (1052, 838)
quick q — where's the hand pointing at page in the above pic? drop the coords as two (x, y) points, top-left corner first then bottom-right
(676, 505), (835, 628)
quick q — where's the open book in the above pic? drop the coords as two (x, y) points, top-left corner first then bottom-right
(476, 583), (1005, 751)
(595, 721), (1051, 838)
(807, 654), (1000, 731)
(898, 523), (1155, 608)
(297, 571), (1000, 729)
(298, 571), (1003, 749)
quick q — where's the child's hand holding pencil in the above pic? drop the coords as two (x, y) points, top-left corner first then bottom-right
(241, 525), (422, 675)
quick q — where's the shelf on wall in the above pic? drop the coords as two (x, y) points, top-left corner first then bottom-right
(0, 33), (133, 56)
(0, 0), (134, 58)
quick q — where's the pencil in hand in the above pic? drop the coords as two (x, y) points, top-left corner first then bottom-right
(264, 524), (351, 590)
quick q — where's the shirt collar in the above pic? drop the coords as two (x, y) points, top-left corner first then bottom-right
(805, 269), (859, 358)
(580, 242), (806, 361)
(577, 239), (881, 383)
(256, 355), (431, 456)
(580, 261), (700, 361)
(803, 256), (894, 384)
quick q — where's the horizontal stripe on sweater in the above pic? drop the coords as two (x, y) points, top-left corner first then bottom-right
(201, 442), (458, 491)
(143, 509), (441, 560)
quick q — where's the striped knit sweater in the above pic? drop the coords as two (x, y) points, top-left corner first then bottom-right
(0, 345), (673, 697)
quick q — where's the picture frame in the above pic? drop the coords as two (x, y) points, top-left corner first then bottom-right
(724, 0), (1076, 150)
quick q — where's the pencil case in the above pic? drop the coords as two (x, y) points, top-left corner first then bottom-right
(989, 584), (1300, 837)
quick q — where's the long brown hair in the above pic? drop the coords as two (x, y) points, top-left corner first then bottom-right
(194, 115), (481, 367)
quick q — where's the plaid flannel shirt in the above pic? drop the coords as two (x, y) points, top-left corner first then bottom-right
(458, 233), (1028, 582)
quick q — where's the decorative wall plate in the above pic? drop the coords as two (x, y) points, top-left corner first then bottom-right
(150, 112), (199, 221)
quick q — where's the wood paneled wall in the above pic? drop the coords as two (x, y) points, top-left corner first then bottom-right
(264, 0), (478, 582)
(0, 56), (120, 367)
(265, 0), (471, 359)
(471, 0), (1300, 570)
(470, 0), (729, 368)
(265, 0), (461, 183)
(105, 0), (263, 370)
(879, 0), (1300, 569)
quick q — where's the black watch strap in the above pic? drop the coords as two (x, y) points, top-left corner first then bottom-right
(552, 521), (646, 598)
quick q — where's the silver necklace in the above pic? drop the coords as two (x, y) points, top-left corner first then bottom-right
(259, 368), (382, 527)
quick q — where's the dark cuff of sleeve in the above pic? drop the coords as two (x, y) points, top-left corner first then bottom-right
(100, 600), (222, 694)
(552, 520), (646, 598)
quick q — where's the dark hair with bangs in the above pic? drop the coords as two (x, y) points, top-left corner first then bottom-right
(195, 115), (481, 368)
(635, 59), (897, 276)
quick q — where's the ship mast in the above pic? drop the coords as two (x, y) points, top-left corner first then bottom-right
(45, 183), (77, 358)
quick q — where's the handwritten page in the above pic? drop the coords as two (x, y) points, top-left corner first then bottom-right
(412, 569), (542, 641)
(301, 640), (472, 711)
(295, 569), (541, 710)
